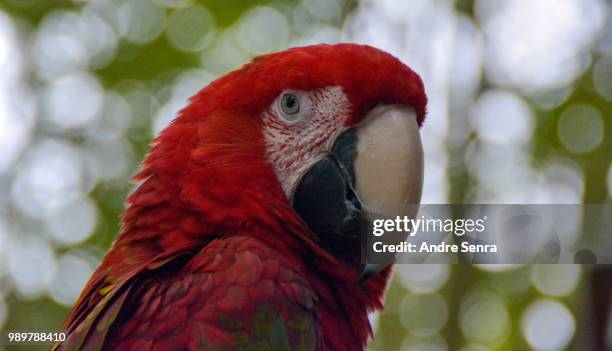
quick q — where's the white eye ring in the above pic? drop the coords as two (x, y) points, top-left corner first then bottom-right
(276, 90), (308, 123)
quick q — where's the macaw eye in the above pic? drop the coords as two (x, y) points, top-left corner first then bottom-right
(275, 90), (308, 123)
(280, 93), (300, 116)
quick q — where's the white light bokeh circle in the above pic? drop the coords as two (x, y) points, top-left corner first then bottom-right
(32, 9), (117, 75)
(479, 0), (606, 93)
(45, 196), (98, 245)
(521, 299), (576, 351)
(172, 69), (215, 102)
(201, 33), (251, 75)
(83, 1), (129, 38)
(301, 0), (344, 23)
(48, 252), (96, 306)
(77, 10), (118, 69)
(123, 0), (165, 44)
(466, 143), (539, 203)
(8, 236), (56, 299)
(543, 159), (585, 204)
(557, 104), (604, 154)
(237, 6), (289, 54)
(400, 293), (448, 337)
(470, 89), (534, 146)
(33, 11), (89, 80)
(166, 5), (216, 52)
(531, 265), (581, 297)
(460, 291), (510, 346)
(343, 5), (399, 55)
(395, 264), (450, 293)
(0, 94), (34, 175)
(0, 11), (20, 82)
(98, 91), (133, 132)
(0, 12), (35, 172)
(0, 13), (13, 74)
(43, 71), (104, 130)
(84, 133), (134, 182)
(11, 139), (84, 218)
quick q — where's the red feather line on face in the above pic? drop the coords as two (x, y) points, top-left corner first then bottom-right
(59, 43), (427, 351)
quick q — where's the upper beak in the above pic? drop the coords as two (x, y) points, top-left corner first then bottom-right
(292, 105), (424, 283)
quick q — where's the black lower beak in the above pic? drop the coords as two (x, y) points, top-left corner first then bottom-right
(293, 130), (369, 269)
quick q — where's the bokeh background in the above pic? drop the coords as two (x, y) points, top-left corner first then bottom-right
(0, 0), (610, 350)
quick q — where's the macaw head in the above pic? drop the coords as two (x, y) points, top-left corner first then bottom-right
(136, 43), (426, 284)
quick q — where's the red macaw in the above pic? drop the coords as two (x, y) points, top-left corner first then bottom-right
(55, 43), (426, 351)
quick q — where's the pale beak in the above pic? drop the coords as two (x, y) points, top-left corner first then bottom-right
(355, 105), (423, 283)
(354, 105), (424, 211)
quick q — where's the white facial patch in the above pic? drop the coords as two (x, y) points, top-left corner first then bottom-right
(262, 86), (351, 199)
